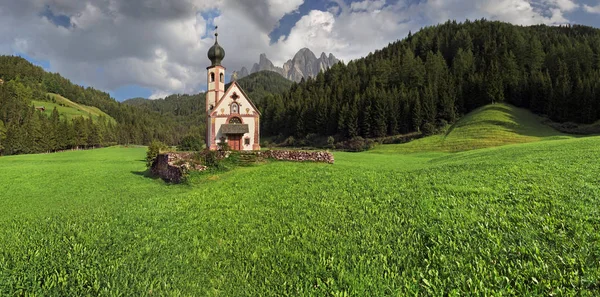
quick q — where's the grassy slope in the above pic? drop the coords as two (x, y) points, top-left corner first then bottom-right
(32, 93), (116, 123)
(1, 138), (599, 295)
(373, 103), (572, 153)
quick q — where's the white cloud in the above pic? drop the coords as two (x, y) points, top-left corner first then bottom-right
(423, 0), (572, 26)
(546, 0), (579, 12)
(267, 0), (304, 18)
(350, 0), (386, 11)
(0, 0), (585, 100)
(584, 2), (600, 13)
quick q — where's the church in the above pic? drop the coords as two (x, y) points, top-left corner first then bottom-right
(205, 32), (261, 151)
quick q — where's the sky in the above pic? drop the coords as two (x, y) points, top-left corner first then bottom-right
(1, 0), (600, 101)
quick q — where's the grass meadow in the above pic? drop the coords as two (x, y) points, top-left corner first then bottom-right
(0, 104), (599, 295)
(374, 104), (573, 153)
(31, 93), (116, 123)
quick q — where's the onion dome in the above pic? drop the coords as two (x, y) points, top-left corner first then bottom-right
(208, 33), (225, 66)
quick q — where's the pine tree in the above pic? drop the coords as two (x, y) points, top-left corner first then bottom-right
(0, 120), (5, 155)
(486, 60), (504, 104)
(412, 93), (423, 132)
(347, 101), (359, 138)
(337, 103), (349, 137)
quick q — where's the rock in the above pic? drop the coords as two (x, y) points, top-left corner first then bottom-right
(234, 49), (340, 82)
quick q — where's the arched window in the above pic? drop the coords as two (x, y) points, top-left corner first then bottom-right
(229, 117), (242, 124)
(231, 102), (239, 114)
(210, 72), (215, 82)
(220, 73), (224, 83)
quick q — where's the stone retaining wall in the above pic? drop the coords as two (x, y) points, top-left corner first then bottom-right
(151, 150), (334, 183)
(151, 152), (208, 183)
(262, 150), (334, 164)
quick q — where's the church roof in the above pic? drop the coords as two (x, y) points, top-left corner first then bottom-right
(221, 124), (249, 134)
(210, 81), (262, 117)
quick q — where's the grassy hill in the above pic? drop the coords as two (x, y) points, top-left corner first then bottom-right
(1, 137), (599, 295)
(33, 93), (116, 123)
(373, 103), (572, 154)
(228, 70), (293, 106)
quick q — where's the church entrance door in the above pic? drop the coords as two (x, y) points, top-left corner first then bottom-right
(228, 134), (242, 151)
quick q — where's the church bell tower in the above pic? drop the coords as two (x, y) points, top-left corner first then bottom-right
(206, 29), (225, 149)
(206, 30), (225, 113)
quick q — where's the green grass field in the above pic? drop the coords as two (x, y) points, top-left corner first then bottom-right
(373, 103), (572, 153)
(32, 93), (116, 123)
(1, 105), (599, 295)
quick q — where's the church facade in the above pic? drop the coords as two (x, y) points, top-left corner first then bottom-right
(205, 33), (260, 151)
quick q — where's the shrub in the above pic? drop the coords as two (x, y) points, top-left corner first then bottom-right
(304, 133), (318, 146)
(327, 136), (335, 149)
(178, 135), (203, 151)
(146, 140), (168, 167)
(218, 141), (231, 151)
(422, 122), (436, 136)
(282, 136), (295, 147)
(261, 140), (272, 149)
(336, 136), (374, 152)
(200, 150), (219, 168)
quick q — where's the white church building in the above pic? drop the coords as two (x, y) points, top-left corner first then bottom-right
(205, 32), (261, 151)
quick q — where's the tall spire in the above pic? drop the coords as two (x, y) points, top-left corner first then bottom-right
(207, 26), (225, 66)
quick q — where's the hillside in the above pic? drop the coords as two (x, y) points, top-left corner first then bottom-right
(33, 93), (116, 123)
(0, 55), (188, 156)
(1, 136), (600, 294)
(227, 70), (293, 106)
(120, 71), (293, 136)
(260, 20), (600, 141)
(373, 103), (572, 153)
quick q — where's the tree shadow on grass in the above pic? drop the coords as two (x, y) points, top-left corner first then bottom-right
(131, 170), (159, 180)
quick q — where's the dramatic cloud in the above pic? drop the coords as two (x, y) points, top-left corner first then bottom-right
(0, 0), (591, 100)
(584, 2), (600, 13)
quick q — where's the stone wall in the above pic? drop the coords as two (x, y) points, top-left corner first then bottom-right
(151, 150), (334, 183)
(150, 152), (207, 183)
(262, 150), (334, 164)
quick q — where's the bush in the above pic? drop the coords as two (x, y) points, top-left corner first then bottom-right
(282, 136), (295, 147)
(192, 149), (231, 171)
(218, 141), (231, 151)
(326, 136), (335, 149)
(336, 136), (374, 152)
(261, 140), (272, 149)
(304, 133), (318, 146)
(201, 150), (221, 168)
(178, 135), (203, 151)
(422, 122), (436, 136)
(146, 140), (168, 167)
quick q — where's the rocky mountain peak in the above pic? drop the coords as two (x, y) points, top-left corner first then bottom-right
(232, 48), (341, 82)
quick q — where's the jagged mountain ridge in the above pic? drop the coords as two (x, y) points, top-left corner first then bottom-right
(232, 48), (340, 82)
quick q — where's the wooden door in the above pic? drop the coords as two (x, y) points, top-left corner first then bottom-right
(228, 134), (242, 150)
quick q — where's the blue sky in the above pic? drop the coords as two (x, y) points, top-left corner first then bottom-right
(1, 0), (600, 101)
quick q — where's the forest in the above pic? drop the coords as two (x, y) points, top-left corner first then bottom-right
(0, 58), (290, 155)
(0, 55), (191, 155)
(2, 19), (600, 155)
(260, 20), (600, 140)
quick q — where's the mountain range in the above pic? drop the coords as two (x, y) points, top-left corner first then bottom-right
(232, 48), (340, 82)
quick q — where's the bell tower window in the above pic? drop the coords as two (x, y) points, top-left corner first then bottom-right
(210, 72), (215, 82)
(220, 73), (224, 83)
